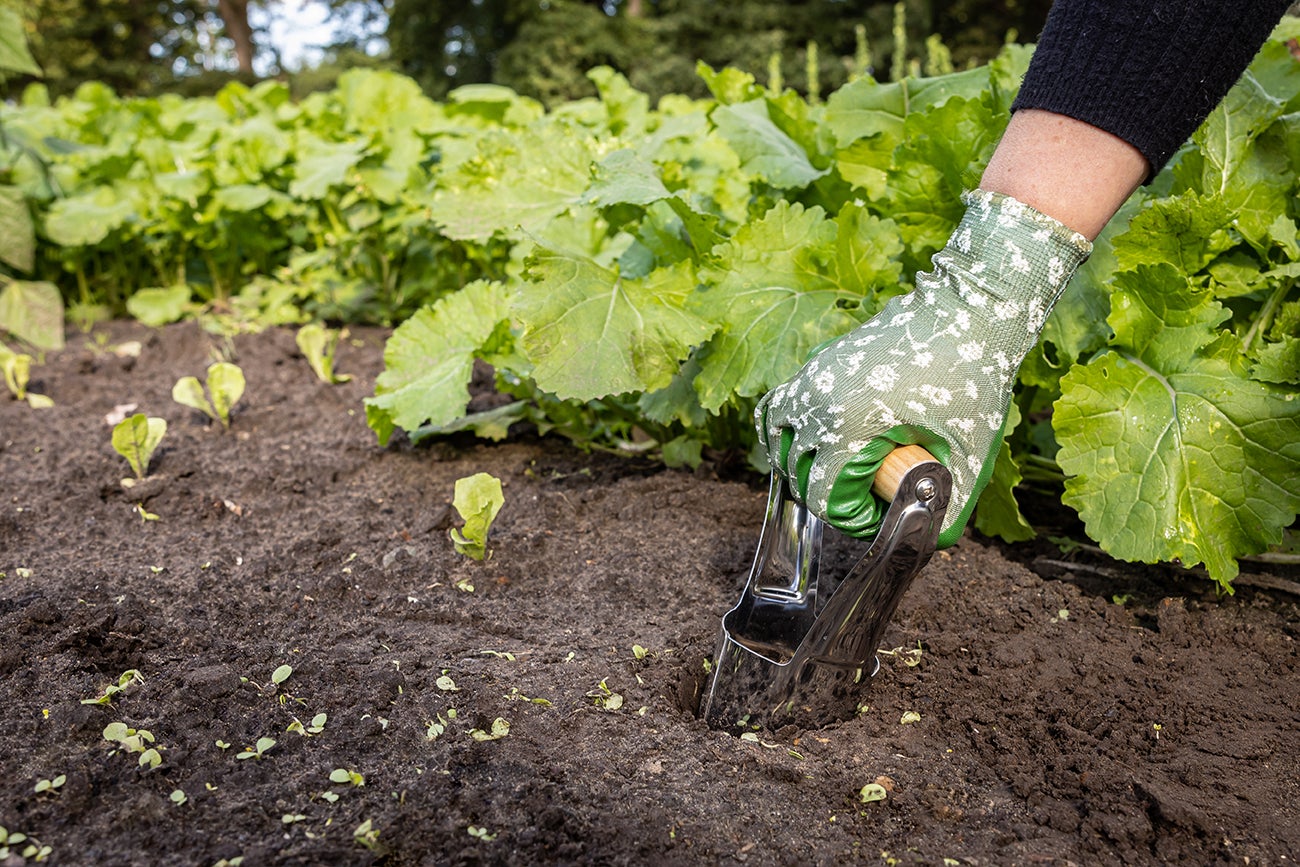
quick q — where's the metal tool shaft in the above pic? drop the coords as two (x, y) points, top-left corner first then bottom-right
(701, 453), (950, 731)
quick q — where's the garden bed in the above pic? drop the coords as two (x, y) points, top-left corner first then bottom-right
(1, 322), (1296, 866)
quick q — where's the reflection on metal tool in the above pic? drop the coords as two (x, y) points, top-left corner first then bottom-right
(700, 446), (951, 731)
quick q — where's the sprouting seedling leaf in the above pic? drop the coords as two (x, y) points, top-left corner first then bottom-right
(0, 342), (31, 400)
(271, 664), (293, 686)
(469, 717), (511, 741)
(173, 362), (245, 427)
(329, 768), (365, 786)
(112, 414), (167, 479)
(449, 472), (504, 561)
(859, 783), (888, 804)
(236, 737), (277, 760)
(296, 323), (351, 384)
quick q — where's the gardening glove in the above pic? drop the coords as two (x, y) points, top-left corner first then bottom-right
(755, 189), (1092, 547)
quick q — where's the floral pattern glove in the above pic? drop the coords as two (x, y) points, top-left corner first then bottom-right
(755, 190), (1092, 547)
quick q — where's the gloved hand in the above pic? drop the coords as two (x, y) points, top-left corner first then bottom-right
(755, 190), (1092, 547)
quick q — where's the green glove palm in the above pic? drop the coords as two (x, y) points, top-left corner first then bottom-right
(755, 190), (1092, 547)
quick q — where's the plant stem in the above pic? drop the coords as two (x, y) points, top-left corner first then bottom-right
(1241, 276), (1294, 354)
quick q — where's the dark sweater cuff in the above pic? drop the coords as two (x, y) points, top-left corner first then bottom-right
(1011, 1), (1292, 179)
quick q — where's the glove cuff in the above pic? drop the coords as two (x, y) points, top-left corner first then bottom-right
(915, 190), (1093, 346)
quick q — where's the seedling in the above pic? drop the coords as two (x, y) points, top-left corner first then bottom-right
(103, 722), (162, 769)
(469, 717), (511, 741)
(0, 825), (51, 862)
(0, 343), (52, 408)
(435, 672), (460, 691)
(449, 472), (504, 561)
(859, 783), (888, 804)
(134, 503), (160, 522)
(81, 669), (144, 706)
(296, 323), (351, 384)
(329, 768), (365, 787)
(33, 775), (65, 795)
(170, 789), (188, 806)
(282, 813), (308, 825)
(467, 826), (497, 841)
(425, 714), (449, 742)
(173, 361), (245, 428)
(353, 819), (382, 852)
(112, 415), (167, 481)
(587, 679), (623, 711)
(271, 664), (293, 686)
(236, 737), (276, 760)
(287, 713), (327, 737)
(504, 688), (551, 706)
(900, 711), (921, 725)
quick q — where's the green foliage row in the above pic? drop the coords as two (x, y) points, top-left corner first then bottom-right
(2, 19), (1298, 586)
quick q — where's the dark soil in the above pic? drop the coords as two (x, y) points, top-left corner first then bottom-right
(1, 322), (1298, 867)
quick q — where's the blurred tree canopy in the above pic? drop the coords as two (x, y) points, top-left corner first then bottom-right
(388, 0), (1054, 104)
(2, 0), (1052, 102)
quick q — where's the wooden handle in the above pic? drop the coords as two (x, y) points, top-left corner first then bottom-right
(870, 445), (939, 503)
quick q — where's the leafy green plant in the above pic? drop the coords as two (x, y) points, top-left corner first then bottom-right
(450, 472), (505, 561)
(296, 323), (352, 384)
(80, 669), (144, 706)
(173, 362), (245, 428)
(103, 722), (162, 769)
(112, 415), (167, 481)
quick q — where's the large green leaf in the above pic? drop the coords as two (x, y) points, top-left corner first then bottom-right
(711, 99), (827, 189)
(1054, 264), (1300, 586)
(0, 279), (64, 350)
(43, 187), (134, 247)
(1111, 192), (1238, 275)
(1175, 72), (1292, 251)
(365, 280), (512, 445)
(0, 6), (42, 76)
(428, 125), (594, 241)
(690, 201), (862, 410)
(515, 253), (714, 400)
(0, 186), (35, 273)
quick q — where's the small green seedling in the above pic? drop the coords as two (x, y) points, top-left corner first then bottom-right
(353, 819), (382, 852)
(450, 472), (504, 561)
(0, 825), (52, 862)
(467, 826), (497, 842)
(113, 415), (167, 481)
(173, 361), (245, 428)
(103, 722), (162, 769)
(435, 672), (460, 692)
(282, 813), (308, 825)
(169, 789), (188, 806)
(33, 775), (65, 795)
(0, 343), (52, 408)
(587, 679), (623, 711)
(900, 711), (921, 725)
(469, 717), (511, 741)
(296, 323), (351, 384)
(632, 645), (649, 661)
(287, 713), (327, 736)
(859, 783), (888, 804)
(236, 737), (276, 760)
(425, 714), (449, 742)
(271, 664), (293, 686)
(81, 669), (144, 706)
(329, 768), (365, 787)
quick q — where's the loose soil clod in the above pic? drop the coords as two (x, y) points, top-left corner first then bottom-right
(1, 322), (1297, 866)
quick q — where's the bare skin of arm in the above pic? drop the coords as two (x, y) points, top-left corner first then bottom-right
(979, 108), (1150, 241)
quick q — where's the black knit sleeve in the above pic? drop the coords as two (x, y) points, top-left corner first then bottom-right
(1011, 1), (1293, 178)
